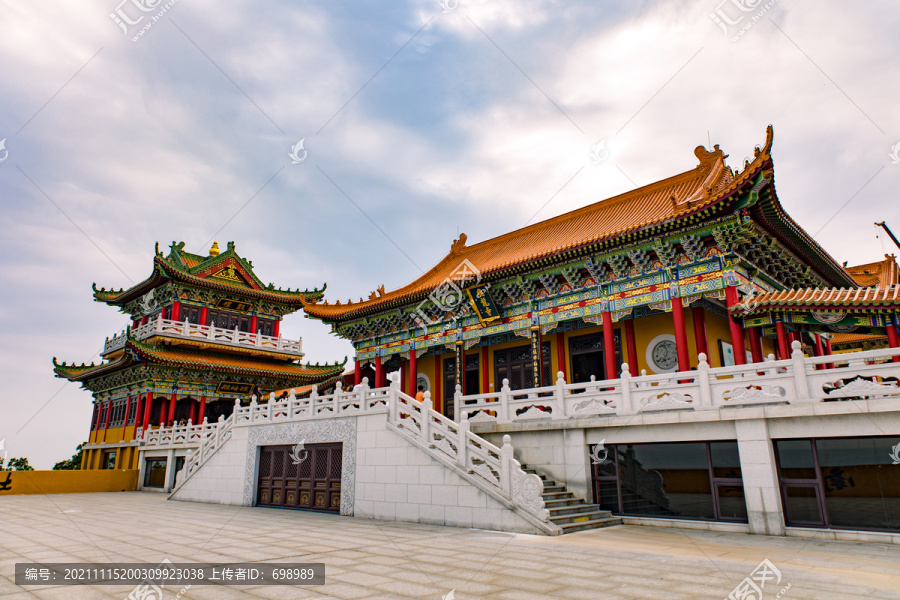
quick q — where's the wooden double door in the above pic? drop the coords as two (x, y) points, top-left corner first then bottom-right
(256, 443), (342, 512)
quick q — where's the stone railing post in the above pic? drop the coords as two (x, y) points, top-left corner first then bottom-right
(620, 364), (632, 413)
(310, 385), (319, 415)
(697, 353), (713, 408)
(333, 381), (343, 414)
(250, 395), (258, 421)
(790, 340), (810, 400)
(421, 392), (433, 445)
(389, 382), (399, 423)
(454, 385), (462, 423)
(457, 417), (469, 469)
(267, 392), (275, 420)
(214, 414), (224, 448)
(359, 377), (370, 409)
(554, 371), (567, 418)
(499, 378), (511, 422)
(500, 434), (513, 494)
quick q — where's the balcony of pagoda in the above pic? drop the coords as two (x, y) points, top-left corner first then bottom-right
(101, 316), (304, 359)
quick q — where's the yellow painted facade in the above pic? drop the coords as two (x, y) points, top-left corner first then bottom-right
(0, 469), (138, 496)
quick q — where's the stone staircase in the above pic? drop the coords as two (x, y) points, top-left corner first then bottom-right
(521, 465), (622, 534)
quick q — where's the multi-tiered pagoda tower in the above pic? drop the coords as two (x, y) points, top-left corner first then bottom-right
(54, 241), (346, 472)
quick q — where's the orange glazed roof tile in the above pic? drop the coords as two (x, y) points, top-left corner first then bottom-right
(831, 332), (886, 346)
(302, 133), (762, 321)
(732, 284), (900, 315)
(845, 255), (898, 287)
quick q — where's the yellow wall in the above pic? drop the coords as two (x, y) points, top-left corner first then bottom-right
(89, 425), (141, 446)
(0, 469), (138, 496)
(82, 446), (141, 471)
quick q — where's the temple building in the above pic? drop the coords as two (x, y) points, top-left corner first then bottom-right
(300, 126), (867, 418)
(53, 241), (345, 486)
(50, 126), (900, 538)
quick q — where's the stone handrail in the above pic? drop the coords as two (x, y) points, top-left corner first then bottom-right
(455, 342), (900, 423)
(232, 379), (388, 425)
(102, 315), (303, 357)
(387, 375), (549, 523)
(173, 413), (235, 490)
(142, 419), (219, 447)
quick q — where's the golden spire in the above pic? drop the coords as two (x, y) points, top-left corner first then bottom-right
(209, 241), (220, 257)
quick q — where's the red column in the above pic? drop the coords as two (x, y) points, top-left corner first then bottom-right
(602, 311), (617, 379)
(814, 333), (825, 357)
(775, 321), (789, 359)
(167, 393), (176, 424)
(355, 360), (362, 385)
(375, 356), (383, 387)
(142, 392), (152, 430)
(189, 400), (197, 423)
(556, 332), (567, 380)
(122, 395), (131, 438)
(102, 399), (112, 442)
(481, 345), (489, 393)
(273, 319), (281, 337)
(400, 365), (406, 394)
(691, 306), (709, 359)
(409, 351), (417, 394)
(671, 297), (690, 371)
(624, 319), (638, 376)
(748, 327), (763, 364)
(250, 315), (258, 334)
(824, 337), (835, 369)
(198, 396), (206, 423)
(133, 395), (143, 433)
(199, 306), (208, 326)
(813, 333), (825, 370)
(724, 286), (747, 366)
(141, 316), (147, 326)
(170, 301), (181, 322)
(886, 324), (900, 363)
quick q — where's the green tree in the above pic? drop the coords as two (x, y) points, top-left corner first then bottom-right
(5, 457), (35, 471)
(53, 443), (86, 470)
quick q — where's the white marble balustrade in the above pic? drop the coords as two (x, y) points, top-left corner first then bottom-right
(454, 342), (900, 424)
(102, 315), (303, 357)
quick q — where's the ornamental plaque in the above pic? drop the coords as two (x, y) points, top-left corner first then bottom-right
(216, 381), (254, 395)
(466, 284), (501, 325)
(214, 298), (252, 312)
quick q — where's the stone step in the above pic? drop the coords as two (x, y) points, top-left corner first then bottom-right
(557, 516), (623, 534)
(543, 498), (585, 508)
(550, 510), (615, 526)
(542, 484), (566, 493)
(542, 491), (577, 501)
(548, 504), (604, 517)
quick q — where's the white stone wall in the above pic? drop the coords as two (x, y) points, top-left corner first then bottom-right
(354, 414), (543, 534)
(479, 404), (900, 537)
(169, 426), (249, 505)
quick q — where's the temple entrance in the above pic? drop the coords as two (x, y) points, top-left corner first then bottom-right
(204, 399), (234, 423)
(569, 332), (622, 383)
(256, 443), (342, 513)
(494, 343), (552, 391)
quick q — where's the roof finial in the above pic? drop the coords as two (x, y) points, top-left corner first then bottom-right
(209, 241), (220, 257)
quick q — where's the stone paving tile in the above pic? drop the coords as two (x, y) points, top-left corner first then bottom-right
(3, 492), (900, 600)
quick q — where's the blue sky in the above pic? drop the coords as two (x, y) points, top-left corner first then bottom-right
(1, 0), (899, 467)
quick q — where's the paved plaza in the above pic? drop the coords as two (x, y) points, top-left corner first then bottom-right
(1, 493), (899, 600)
